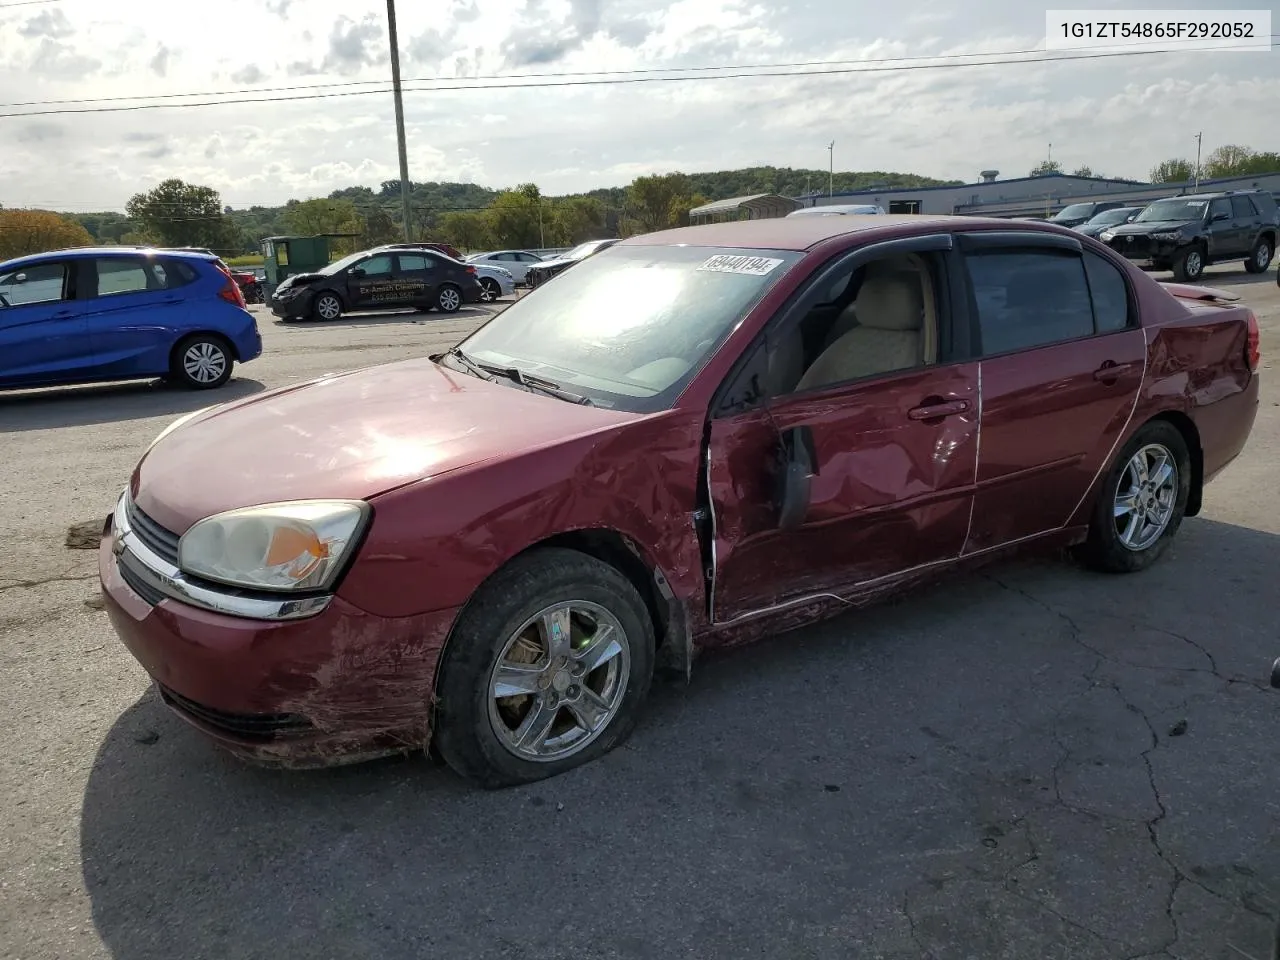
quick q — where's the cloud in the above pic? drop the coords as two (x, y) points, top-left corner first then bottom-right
(27, 37), (100, 77)
(18, 9), (74, 39)
(230, 64), (266, 85)
(15, 122), (65, 144)
(265, 0), (292, 16)
(320, 15), (387, 75)
(149, 45), (170, 77)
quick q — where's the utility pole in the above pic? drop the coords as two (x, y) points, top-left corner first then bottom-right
(386, 0), (413, 242)
(1194, 132), (1203, 190)
(538, 202), (544, 249)
(827, 141), (834, 196)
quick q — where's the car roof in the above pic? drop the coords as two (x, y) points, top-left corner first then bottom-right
(0, 246), (218, 272)
(617, 214), (998, 251)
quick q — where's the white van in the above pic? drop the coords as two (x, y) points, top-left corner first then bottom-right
(787, 203), (887, 217)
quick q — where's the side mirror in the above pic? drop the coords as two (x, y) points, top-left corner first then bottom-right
(12, 273), (27, 284)
(1212, 211), (1230, 222)
(775, 425), (817, 531)
(349, 267), (366, 278)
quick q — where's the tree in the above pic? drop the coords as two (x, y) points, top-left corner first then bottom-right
(362, 208), (398, 247)
(1029, 160), (1063, 177)
(625, 173), (693, 232)
(1203, 144), (1254, 178)
(283, 197), (364, 254)
(437, 211), (493, 252)
(548, 197), (605, 245)
(1070, 166), (1095, 178)
(125, 179), (237, 251)
(1149, 158), (1194, 183)
(485, 184), (545, 248)
(0, 209), (93, 260)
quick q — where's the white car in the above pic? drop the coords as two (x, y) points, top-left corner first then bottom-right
(467, 250), (544, 284)
(471, 263), (516, 303)
(787, 204), (887, 217)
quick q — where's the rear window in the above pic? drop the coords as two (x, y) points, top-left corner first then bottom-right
(94, 257), (195, 296)
(1231, 196), (1258, 218)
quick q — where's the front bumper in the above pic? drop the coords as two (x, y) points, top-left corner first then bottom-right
(99, 504), (461, 767)
(1104, 235), (1185, 265)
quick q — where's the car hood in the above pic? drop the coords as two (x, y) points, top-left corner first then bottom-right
(529, 257), (577, 271)
(132, 357), (640, 533)
(1107, 219), (1198, 236)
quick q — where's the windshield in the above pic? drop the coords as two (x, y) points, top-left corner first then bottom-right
(318, 251), (369, 276)
(454, 244), (801, 412)
(1135, 199), (1208, 223)
(1089, 207), (1135, 225)
(1052, 204), (1094, 221)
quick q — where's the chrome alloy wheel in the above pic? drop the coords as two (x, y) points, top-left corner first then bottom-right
(316, 294), (341, 320)
(487, 601), (630, 763)
(183, 341), (227, 384)
(1114, 443), (1178, 551)
(438, 286), (462, 311)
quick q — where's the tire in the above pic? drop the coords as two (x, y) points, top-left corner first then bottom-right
(1244, 237), (1273, 274)
(1171, 246), (1205, 282)
(1074, 421), (1191, 574)
(478, 278), (500, 303)
(312, 292), (343, 322)
(433, 548), (656, 788)
(170, 334), (233, 390)
(436, 284), (463, 313)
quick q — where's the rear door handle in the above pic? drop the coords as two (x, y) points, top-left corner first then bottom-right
(1093, 360), (1139, 382)
(908, 399), (970, 420)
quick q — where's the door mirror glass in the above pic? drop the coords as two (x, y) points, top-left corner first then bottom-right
(349, 267), (366, 278)
(776, 425), (817, 531)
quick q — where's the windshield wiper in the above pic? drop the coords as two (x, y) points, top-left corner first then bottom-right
(448, 347), (592, 406)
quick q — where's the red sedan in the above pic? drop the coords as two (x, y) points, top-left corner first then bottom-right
(100, 215), (1260, 787)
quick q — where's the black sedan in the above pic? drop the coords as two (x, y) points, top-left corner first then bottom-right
(269, 246), (484, 322)
(525, 238), (619, 288)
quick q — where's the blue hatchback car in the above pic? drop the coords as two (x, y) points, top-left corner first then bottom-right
(0, 247), (262, 391)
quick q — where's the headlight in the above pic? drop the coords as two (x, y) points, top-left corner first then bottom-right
(1151, 230), (1182, 241)
(1099, 230), (1116, 242)
(179, 500), (369, 592)
(147, 406), (212, 453)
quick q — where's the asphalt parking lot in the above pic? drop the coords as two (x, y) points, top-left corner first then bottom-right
(2, 268), (1279, 960)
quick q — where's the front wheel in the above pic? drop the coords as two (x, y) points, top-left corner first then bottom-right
(1244, 237), (1273, 274)
(478, 278), (500, 303)
(433, 548), (655, 788)
(170, 334), (233, 390)
(1171, 246), (1205, 282)
(312, 293), (343, 322)
(1074, 421), (1191, 573)
(436, 284), (463, 313)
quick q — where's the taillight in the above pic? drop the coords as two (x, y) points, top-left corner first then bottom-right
(218, 273), (246, 308)
(465, 265), (477, 275)
(1246, 310), (1260, 373)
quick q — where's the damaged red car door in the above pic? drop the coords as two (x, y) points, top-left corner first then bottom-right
(704, 235), (980, 624)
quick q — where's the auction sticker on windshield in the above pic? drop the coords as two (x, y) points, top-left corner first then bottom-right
(697, 255), (784, 276)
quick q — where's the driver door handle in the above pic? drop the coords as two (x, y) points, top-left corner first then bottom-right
(1093, 360), (1139, 382)
(908, 399), (970, 421)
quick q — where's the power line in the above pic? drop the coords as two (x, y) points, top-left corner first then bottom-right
(0, 0), (60, 7)
(0, 42), (1269, 120)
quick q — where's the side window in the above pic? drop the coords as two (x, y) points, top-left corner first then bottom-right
(0, 262), (68, 306)
(165, 260), (199, 286)
(1083, 251), (1131, 333)
(494, 253), (515, 262)
(397, 254), (433, 272)
(95, 258), (161, 296)
(966, 250), (1094, 355)
(1230, 196), (1258, 218)
(1209, 198), (1231, 221)
(357, 254), (394, 277)
(762, 252), (941, 397)
(518, 253), (541, 263)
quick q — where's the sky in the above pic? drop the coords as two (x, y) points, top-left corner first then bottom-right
(0, 0), (1276, 211)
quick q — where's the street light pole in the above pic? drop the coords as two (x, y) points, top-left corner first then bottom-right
(827, 141), (835, 197)
(386, 0), (413, 242)
(1194, 132), (1203, 190)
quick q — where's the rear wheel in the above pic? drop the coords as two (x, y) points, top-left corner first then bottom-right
(433, 548), (655, 788)
(1075, 421), (1191, 573)
(1244, 237), (1273, 274)
(436, 284), (463, 313)
(478, 278), (500, 303)
(170, 334), (233, 390)
(313, 293), (343, 321)
(1171, 246), (1205, 282)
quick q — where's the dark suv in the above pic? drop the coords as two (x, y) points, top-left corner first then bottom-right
(1047, 199), (1128, 228)
(1099, 190), (1279, 282)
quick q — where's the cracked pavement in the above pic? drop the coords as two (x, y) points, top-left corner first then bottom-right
(1, 271), (1279, 960)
